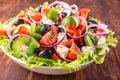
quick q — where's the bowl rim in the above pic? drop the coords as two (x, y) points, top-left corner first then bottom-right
(0, 46), (94, 70)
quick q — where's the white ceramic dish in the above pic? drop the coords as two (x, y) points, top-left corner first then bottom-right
(0, 46), (94, 75)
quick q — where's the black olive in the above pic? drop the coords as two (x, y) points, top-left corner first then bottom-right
(61, 12), (67, 18)
(40, 24), (50, 35)
(87, 16), (98, 25)
(14, 19), (24, 26)
(38, 48), (53, 58)
(38, 7), (42, 12)
(34, 48), (40, 54)
(57, 27), (64, 33)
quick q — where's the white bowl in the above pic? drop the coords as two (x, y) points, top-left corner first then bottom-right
(0, 46), (94, 75)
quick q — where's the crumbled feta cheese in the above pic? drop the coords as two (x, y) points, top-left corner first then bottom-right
(57, 44), (69, 58)
(97, 37), (106, 45)
(19, 45), (28, 57)
(21, 45), (28, 52)
(81, 46), (95, 54)
(58, 32), (66, 41)
(40, 17), (55, 25)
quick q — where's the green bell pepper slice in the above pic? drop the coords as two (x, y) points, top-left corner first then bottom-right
(30, 23), (42, 39)
(65, 16), (76, 28)
(28, 38), (40, 56)
(61, 16), (76, 28)
(48, 9), (58, 22)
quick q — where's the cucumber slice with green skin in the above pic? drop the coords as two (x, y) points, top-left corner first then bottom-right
(11, 35), (31, 52)
(28, 38), (40, 56)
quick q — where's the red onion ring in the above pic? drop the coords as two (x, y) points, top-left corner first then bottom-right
(67, 16), (88, 39)
(18, 17), (32, 24)
(87, 24), (109, 37)
(7, 19), (15, 38)
(6, 18), (32, 38)
(27, 10), (41, 24)
(49, 1), (70, 10)
(53, 47), (72, 62)
(70, 4), (78, 15)
(41, 25), (66, 48)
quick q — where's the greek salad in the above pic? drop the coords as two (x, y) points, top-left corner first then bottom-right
(0, 1), (118, 71)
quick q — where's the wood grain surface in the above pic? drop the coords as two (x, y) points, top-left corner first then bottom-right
(0, 0), (120, 80)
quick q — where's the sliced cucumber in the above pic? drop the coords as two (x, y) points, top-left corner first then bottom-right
(11, 35), (31, 52)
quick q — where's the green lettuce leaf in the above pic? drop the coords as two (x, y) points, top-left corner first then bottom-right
(89, 16), (99, 23)
(105, 30), (118, 47)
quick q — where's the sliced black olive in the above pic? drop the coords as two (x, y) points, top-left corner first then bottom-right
(57, 27), (64, 33)
(14, 19), (24, 26)
(38, 7), (42, 12)
(61, 12), (67, 18)
(40, 24), (50, 35)
(38, 48), (53, 58)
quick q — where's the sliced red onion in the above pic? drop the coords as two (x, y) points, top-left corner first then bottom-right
(18, 17), (32, 24)
(97, 46), (110, 57)
(53, 47), (72, 62)
(70, 4), (78, 15)
(41, 25), (66, 48)
(87, 24), (109, 37)
(7, 19), (16, 38)
(67, 16), (88, 39)
(49, 1), (70, 10)
(27, 10), (41, 24)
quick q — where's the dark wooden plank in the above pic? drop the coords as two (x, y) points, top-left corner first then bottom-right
(0, 0), (120, 80)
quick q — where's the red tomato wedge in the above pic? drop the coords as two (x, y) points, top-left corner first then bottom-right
(40, 25), (58, 46)
(96, 29), (105, 33)
(61, 41), (72, 48)
(31, 12), (42, 21)
(18, 26), (30, 34)
(66, 24), (79, 37)
(41, 8), (50, 15)
(79, 8), (90, 18)
(0, 30), (7, 36)
(51, 53), (59, 61)
(67, 41), (80, 60)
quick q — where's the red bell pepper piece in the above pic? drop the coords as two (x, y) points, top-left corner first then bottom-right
(79, 8), (90, 18)
(66, 24), (79, 37)
(0, 30), (7, 37)
(31, 12), (42, 21)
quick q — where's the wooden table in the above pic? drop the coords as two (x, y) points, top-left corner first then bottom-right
(0, 0), (120, 80)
